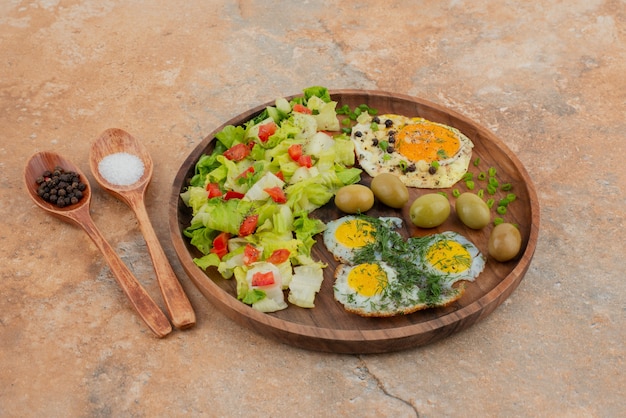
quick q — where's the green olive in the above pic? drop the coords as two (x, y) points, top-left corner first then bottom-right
(370, 173), (409, 209)
(488, 222), (522, 261)
(409, 193), (450, 228)
(334, 184), (374, 214)
(455, 192), (491, 229)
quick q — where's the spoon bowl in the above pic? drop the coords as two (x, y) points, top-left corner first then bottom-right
(24, 151), (172, 338)
(90, 129), (196, 329)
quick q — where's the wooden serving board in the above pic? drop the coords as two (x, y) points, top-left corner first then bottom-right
(169, 90), (540, 354)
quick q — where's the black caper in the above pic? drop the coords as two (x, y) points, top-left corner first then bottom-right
(354, 131), (363, 137)
(372, 138), (379, 146)
(372, 116), (380, 124)
(384, 119), (394, 128)
(428, 165), (437, 175)
(407, 164), (416, 173)
(387, 146), (395, 153)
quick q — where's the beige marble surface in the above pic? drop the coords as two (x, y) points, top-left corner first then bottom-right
(1, 1), (624, 417)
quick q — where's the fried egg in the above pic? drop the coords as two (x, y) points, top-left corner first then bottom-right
(333, 261), (425, 317)
(410, 231), (485, 284)
(351, 114), (474, 188)
(323, 215), (402, 264)
(325, 215), (486, 317)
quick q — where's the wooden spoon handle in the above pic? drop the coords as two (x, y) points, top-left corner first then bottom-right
(132, 200), (196, 329)
(79, 215), (172, 338)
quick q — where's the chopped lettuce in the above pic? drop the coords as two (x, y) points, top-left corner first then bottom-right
(180, 86), (360, 312)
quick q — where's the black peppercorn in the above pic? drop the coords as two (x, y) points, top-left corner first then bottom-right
(34, 166), (87, 208)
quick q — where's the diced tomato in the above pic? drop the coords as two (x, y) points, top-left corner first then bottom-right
(205, 182), (222, 198)
(223, 143), (251, 161)
(267, 249), (290, 264)
(251, 271), (275, 287)
(237, 166), (255, 179)
(297, 154), (313, 168)
(264, 187), (287, 204)
(292, 103), (312, 114)
(210, 232), (230, 259)
(288, 144), (303, 161)
(224, 190), (245, 200)
(243, 244), (260, 266)
(239, 214), (259, 237)
(258, 122), (277, 142)
(275, 171), (285, 181)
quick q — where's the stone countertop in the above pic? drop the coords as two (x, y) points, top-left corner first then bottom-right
(1, 1), (624, 417)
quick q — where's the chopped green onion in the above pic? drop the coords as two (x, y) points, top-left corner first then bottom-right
(463, 172), (473, 181)
(488, 167), (497, 177)
(379, 140), (388, 151)
(501, 182), (512, 191)
(437, 191), (448, 198)
(452, 189), (461, 198)
(358, 103), (369, 110)
(371, 122), (379, 131)
(487, 198), (495, 208)
(497, 205), (507, 215)
(488, 177), (499, 187)
(487, 184), (498, 195)
(368, 108), (378, 115)
(466, 180), (475, 190)
(353, 107), (362, 116)
(431, 161), (440, 169)
(341, 127), (351, 134)
(477, 172), (486, 181)
(506, 193), (516, 202)
(499, 198), (510, 207)
(342, 118), (351, 126)
(473, 157), (481, 166)
(477, 189), (484, 198)
(494, 217), (504, 225)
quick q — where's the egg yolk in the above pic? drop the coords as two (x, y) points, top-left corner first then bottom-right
(426, 240), (471, 274)
(396, 121), (460, 163)
(335, 219), (376, 249)
(347, 263), (388, 297)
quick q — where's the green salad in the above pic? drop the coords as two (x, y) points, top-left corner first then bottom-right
(181, 86), (361, 312)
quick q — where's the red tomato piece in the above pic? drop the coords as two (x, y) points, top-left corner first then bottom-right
(210, 232), (230, 259)
(205, 182), (222, 198)
(224, 190), (245, 200)
(258, 122), (277, 142)
(223, 143), (251, 161)
(267, 249), (290, 264)
(264, 187), (287, 203)
(297, 155), (313, 168)
(275, 171), (285, 181)
(237, 166), (255, 179)
(288, 144), (303, 161)
(251, 271), (275, 287)
(292, 103), (312, 114)
(243, 244), (260, 266)
(239, 214), (259, 237)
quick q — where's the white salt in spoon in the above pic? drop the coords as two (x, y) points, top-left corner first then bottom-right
(90, 128), (196, 330)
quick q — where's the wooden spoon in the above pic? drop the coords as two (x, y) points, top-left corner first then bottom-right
(89, 128), (196, 330)
(24, 151), (172, 338)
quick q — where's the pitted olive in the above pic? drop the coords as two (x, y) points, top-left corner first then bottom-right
(334, 184), (374, 214)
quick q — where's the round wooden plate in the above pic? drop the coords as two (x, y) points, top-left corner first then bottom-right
(169, 90), (540, 354)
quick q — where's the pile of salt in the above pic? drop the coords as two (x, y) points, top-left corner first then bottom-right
(98, 152), (145, 186)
